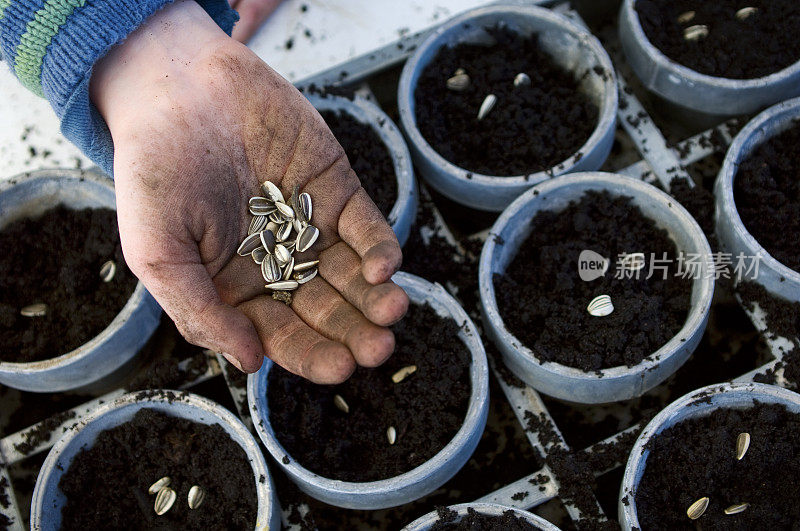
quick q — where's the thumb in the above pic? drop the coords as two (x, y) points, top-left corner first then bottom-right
(122, 229), (265, 373)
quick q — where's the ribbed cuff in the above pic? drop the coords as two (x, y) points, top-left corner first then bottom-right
(0, 0), (238, 175)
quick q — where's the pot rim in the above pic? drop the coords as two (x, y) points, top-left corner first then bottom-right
(715, 96), (800, 285)
(247, 271), (489, 504)
(30, 389), (277, 530)
(621, 0), (800, 88)
(619, 382), (800, 529)
(0, 169), (153, 373)
(401, 502), (561, 530)
(397, 4), (618, 187)
(479, 171), (714, 381)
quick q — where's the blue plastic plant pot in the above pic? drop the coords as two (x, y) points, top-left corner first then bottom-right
(31, 390), (280, 530)
(619, 382), (800, 530)
(398, 4), (618, 212)
(714, 97), (800, 303)
(248, 271), (489, 510)
(619, 0), (800, 116)
(0, 169), (161, 393)
(402, 502), (561, 530)
(479, 172), (715, 404)
(307, 94), (418, 246)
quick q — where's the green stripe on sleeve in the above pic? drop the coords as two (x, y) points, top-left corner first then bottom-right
(14, 0), (85, 96)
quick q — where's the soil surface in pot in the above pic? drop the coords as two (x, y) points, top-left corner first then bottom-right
(321, 110), (397, 218)
(58, 408), (257, 530)
(494, 190), (693, 371)
(734, 124), (800, 272)
(636, 0), (800, 79)
(430, 507), (540, 530)
(268, 302), (471, 482)
(634, 402), (800, 529)
(414, 26), (599, 176)
(0, 206), (137, 363)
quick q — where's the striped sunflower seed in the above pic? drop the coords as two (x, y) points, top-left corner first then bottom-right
(275, 201), (295, 220)
(249, 198), (276, 216)
(724, 503), (749, 515)
(249, 215), (269, 235)
(148, 476), (171, 495)
(188, 485), (205, 510)
(99, 260), (116, 283)
(677, 10), (695, 24)
(282, 257), (295, 280)
(293, 260), (319, 272)
(294, 267), (318, 284)
(446, 73), (470, 92)
(276, 221), (293, 242)
(261, 181), (285, 203)
(262, 255), (282, 283)
(386, 426), (397, 445)
(587, 295), (614, 317)
(237, 232), (262, 256)
(155, 487), (177, 515)
(296, 225), (320, 253)
(259, 229), (276, 254)
(334, 394), (349, 413)
(252, 247), (267, 264)
(274, 243), (291, 265)
(687, 497), (709, 520)
(299, 192), (312, 223)
(269, 211), (284, 224)
(20, 303), (48, 317)
(736, 432), (750, 460)
(683, 24), (709, 41)
(265, 280), (299, 291)
(735, 7), (758, 20)
(477, 94), (497, 120)
(392, 365), (417, 383)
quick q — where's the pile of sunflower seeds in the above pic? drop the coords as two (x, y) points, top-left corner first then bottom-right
(237, 181), (321, 304)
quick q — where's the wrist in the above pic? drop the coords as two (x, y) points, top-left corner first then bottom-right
(90, 0), (231, 130)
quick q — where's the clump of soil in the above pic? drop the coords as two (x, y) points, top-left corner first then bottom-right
(58, 408), (257, 530)
(635, 402), (800, 529)
(430, 506), (541, 530)
(734, 124), (800, 272)
(13, 409), (76, 456)
(414, 25), (599, 176)
(636, 0), (800, 79)
(0, 206), (137, 363)
(495, 191), (693, 371)
(268, 303), (471, 482)
(320, 109), (397, 218)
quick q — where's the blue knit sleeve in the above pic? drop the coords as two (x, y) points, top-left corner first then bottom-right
(0, 0), (239, 175)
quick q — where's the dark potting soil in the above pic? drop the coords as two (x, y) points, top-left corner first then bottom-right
(635, 402), (800, 530)
(320, 110), (397, 218)
(734, 124), (800, 273)
(13, 409), (76, 456)
(0, 206), (137, 363)
(267, 303), (470, 482)
(58, 408), (257, 530)
(668, 176), (715, 244)
(414, 26), (599, 176)
(636, 0), (800, 79)
(494, 191), (693, 371)
(430, 506), (541, 530)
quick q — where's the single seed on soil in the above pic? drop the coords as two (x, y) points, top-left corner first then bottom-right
(249, 215), (268, 235)
(259, 229), (276, 254)
(262, 255), (282, 283)
(513, 73), (531, 87)
(99, 260), (116, 282)
(333, 394), (349, 413)
(154, 487), (177, 515)
(262, 181), (285, 203)
(724, 503), (749, 515)
(187, 485), (205, 510)
(446, 73), (471, 91)
(274, 243), (291, 265)
(677, 11), (695, 24)
(296, 224), (320, 252)
(299, 192), (312, 222)
(477, 94), (497, 120)
(620, 252), (646, 271)
(294, 260), (319, 272)
(282, 257), (295, 280)
(275, 201), (295, 220)
(391, 365), (417, 383)
(294, 268), (318, 284)
(454, 68), (466, 76)
(20, 303), (48, 317)
(252, 247), (267, 264)
(386, 426), (397, 445)
(686, 497), (709, 520)
(266, 280), (300, 291)
(148, 476), (171, 495)
(587, 294), (614, 317)
(276, 221), (293, 242)
(683, 24), (709, 42)
(736, 432), (750, 460)
(735, 7), (758, 21)
(237, 232), (262, 256)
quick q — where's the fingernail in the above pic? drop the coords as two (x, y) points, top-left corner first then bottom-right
(221, 352), (244, 372)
